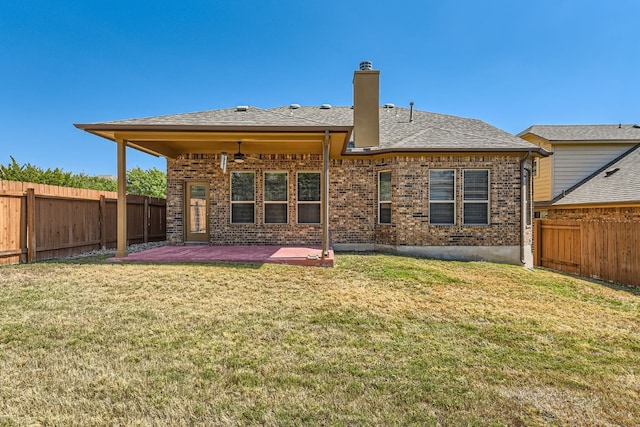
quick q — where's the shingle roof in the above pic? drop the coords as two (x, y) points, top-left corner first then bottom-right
(551, 144), (640, 206)
(103, 105), (540, 152)
(518, 124), (640, 141)
(104, 107), (330, 127)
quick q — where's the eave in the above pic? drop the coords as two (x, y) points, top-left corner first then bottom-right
(74, 124), (353, 159)
(341, 146), (551, 158)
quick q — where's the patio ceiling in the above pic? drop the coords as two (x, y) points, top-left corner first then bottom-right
(74, 124), (352, 159)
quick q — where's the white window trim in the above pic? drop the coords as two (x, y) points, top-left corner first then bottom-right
(429, 169), (456, 225)
(263, 171), (288, 224)
(378, 170), (392, 225)
(230, 171), (256, 224)
(296, 171), (321, 225)
(462, 169), (490, 226)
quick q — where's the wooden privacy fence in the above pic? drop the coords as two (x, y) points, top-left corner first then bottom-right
(0, 180), (165, 265)
(534, 219), (640, 287)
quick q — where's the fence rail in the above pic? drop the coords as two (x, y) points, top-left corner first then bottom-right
(534, 219), (640, 287)
(0, 180), (165, 265)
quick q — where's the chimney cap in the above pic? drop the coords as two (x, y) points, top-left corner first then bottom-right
(359, 61), (373, 71)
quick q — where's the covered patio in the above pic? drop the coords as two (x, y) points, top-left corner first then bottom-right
(75, 116), (352, 263)
(109, 245), (334, 267)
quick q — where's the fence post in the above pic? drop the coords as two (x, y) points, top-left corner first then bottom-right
(144, 197), (149, 243)
(100, 195), (107, 249)
(26, 188), (36, 263)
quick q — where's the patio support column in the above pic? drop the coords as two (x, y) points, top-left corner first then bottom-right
(321, 130), (330, 258)
(116, 139), (128, 258)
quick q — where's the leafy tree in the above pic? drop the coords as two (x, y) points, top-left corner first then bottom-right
(0, 157), (167, 198)
(126, 167), (166, 198)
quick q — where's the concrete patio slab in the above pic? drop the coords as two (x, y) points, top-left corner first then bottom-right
(109, 245), (334, 267)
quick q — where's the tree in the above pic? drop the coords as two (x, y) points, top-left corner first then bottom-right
(126, 167), (166, 198)
(0, 157), (167, 198)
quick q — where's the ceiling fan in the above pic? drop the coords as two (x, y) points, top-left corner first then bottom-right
(232, 141), (262, 164)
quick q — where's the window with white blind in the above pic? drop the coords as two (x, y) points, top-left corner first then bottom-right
(463, 169), (489, 225)
(429, 169), (455, 225)
(231, 171), (255, 224)
(378, 170), (391, 224)
(297, 172), (321, 224)
(264, 172), (288, 224)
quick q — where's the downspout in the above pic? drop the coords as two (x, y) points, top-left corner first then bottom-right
(321, 130), (330, 258)
(520, 150), (532, 264)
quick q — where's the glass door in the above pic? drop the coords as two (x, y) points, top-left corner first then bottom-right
(185, 182), (209, 242)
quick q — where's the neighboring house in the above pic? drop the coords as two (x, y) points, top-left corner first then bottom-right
(541, 144), (640, 220)
(76, 62), (548, 267)
(517, 124), (640, 215)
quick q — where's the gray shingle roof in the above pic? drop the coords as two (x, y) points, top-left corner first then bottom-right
(104, 107), (330, 127)
(552, 144), (640, 205)
(102, 105), (539, 152)
(518, 124), (640, 141)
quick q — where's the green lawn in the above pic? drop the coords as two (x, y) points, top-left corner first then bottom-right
(1, 254), (639, 426)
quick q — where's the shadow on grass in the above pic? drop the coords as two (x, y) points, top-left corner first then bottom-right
(43, 255), (264, 270)
(536, 266), (640, 296)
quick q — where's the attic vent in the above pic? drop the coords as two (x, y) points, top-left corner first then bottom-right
(236, 105), (248, 112)
(383, 103), (395, 109)
(605, 168), (620, 177)
(320, 104), (332, 109)
(289, 104), (300, 109)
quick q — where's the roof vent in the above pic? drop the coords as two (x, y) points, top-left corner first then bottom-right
(605, 168), (620, 177)
(236, 105), (248, 112)
(383, 103), (395, 109)
(633, 124), (640, 128)
(359, 61), (373, 71)
(289, 104), (300, 110)
(320, 104), (332, 109)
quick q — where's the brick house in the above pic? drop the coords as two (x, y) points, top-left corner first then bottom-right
(76, 62), (547, 267)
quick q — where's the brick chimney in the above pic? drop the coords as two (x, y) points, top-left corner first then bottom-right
(353, 61), (380, 147)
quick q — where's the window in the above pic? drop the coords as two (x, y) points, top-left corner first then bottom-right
(378, 171), (391, 224)
(297, 172), (320, 224)
(429, 170), (455, 225)
(264, 172), (288, 224)
(463, 169), (489, 225)
(231, 171), (255, 223)
(532, 158), (539, 178)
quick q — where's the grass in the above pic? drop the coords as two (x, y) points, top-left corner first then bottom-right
(0, 254), (639, 426)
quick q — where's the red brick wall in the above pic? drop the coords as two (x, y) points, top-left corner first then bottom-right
(167, 153), (527, 249)
(546, 206), (640, 221)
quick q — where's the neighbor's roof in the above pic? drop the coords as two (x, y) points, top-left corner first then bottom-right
(551, 144), (640, 206)
(82, 105), (543, 153)
(518, 124), (640, 142)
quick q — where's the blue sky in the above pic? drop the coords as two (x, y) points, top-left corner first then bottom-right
(1, 0), (638, 176)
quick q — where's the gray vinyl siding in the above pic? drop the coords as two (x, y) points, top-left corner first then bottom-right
(552, 143), (636, 198)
